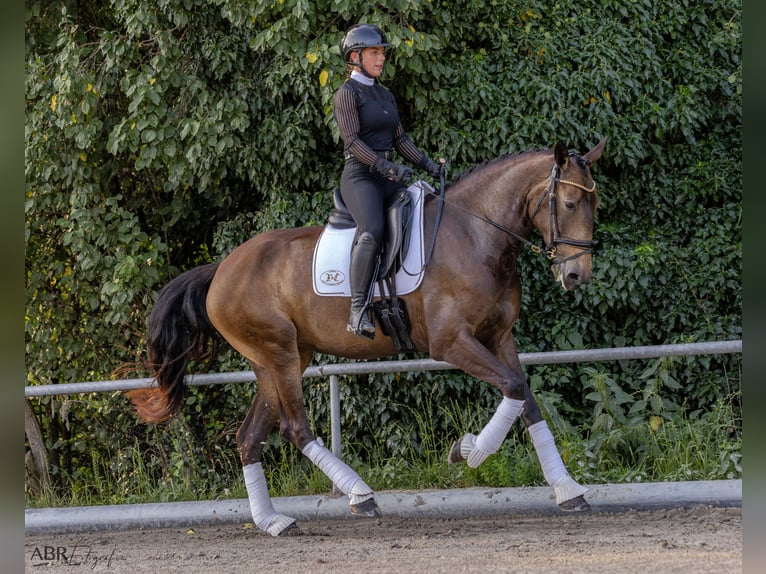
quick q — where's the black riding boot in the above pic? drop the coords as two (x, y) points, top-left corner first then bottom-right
(347, 232), (379, 338)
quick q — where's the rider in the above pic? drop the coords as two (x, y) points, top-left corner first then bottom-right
(334, 23), (443, 338)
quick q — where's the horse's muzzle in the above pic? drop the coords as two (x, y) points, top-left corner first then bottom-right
(552, 259), (592, 291)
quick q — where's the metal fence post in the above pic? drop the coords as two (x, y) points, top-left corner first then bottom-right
(329, 375), (342, 461)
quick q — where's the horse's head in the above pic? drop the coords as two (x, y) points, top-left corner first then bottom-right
(529, 137), (607, 291)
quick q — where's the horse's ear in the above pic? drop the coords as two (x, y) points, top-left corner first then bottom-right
(584, 136), (608, 165)
(554, 141), (569, 169)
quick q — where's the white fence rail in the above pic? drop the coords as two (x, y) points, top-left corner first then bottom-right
(25, 341), (742, 459)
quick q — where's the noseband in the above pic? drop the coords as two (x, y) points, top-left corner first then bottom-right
(529, 161), (597, 264)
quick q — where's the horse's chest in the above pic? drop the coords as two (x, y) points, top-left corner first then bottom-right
(494, 247), (518, 284)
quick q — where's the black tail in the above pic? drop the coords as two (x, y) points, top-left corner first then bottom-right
(128, 262), (220, 422)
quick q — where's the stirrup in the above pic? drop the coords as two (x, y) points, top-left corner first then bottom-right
(347, 307), (375, 339)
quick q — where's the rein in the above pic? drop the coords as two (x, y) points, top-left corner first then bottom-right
(423, 166), (446, 268)
(425, 159), (597, 264)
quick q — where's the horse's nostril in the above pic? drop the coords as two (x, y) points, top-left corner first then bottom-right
(567, 272), (581, 285)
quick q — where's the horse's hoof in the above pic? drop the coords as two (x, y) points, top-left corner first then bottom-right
(350, 497), (382, 518)
(277, 522), (302, 536)
(448, 434), (477, 464)
(558, 495), (591, 512)
(448, 439), (466, 464)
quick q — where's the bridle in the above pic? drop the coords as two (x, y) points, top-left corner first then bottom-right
(425, 157), (597, 265)
(529, 160), (597, 263)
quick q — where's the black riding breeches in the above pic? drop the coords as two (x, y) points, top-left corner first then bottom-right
(340, 158), (406, 244)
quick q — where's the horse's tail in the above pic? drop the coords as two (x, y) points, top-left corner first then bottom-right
(127, 262), (221, 423)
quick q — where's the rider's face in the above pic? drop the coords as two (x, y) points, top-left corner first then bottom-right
(356, 46), (386, 77)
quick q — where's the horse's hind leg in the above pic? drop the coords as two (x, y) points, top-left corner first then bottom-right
(238, 363), (298, 536)
(274, 351), (380, 518)
(300, 439), (380, 517)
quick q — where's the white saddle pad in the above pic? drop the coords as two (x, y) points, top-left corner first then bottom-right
(312, 180), (431, 297)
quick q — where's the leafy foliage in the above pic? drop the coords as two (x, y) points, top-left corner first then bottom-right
(25, 0), (741, 500)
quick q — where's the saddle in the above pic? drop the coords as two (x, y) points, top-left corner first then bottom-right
(327, 187), (416, 352)
(328, 187), (413, 281)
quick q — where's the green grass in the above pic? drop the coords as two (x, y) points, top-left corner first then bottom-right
(26, 393), (741, 509)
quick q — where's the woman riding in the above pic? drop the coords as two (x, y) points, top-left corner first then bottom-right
(334, 23), (443, 338)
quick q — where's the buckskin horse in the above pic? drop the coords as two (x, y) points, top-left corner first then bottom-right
(128, 137), (607, 536)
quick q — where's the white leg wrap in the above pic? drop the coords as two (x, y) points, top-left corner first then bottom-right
(459, 433), (477, 459)
(553, 475), (588, 504)
(242, 463), (296, 536)
(466, 397), (525, 468)
(302, 438), (374, 505)
(528, 420), (588, 504)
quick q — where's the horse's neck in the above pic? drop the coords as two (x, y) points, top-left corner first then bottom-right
(449, 154), (547, 240)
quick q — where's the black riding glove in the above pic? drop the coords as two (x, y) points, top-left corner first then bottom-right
(420, 157), (444, 179)
(374, 159), (415, 184)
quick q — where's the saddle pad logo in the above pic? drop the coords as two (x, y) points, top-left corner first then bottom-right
(320, 270), (345, 286)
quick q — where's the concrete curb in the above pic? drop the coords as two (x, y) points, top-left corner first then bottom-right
(25, 479), (741, 535)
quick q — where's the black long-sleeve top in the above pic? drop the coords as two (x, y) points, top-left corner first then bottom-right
(333, 74), (425, 170)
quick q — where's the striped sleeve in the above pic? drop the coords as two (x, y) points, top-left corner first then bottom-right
(393, 123), (426, 168)
(332, 84), (379, 167)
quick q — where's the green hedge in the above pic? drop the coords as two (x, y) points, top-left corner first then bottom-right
(25, 0), (741, 497)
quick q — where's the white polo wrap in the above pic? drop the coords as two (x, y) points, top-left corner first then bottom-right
(466, 397), (525, 468)
(302, 438), (374, 505)
(527, 420), (587, 503)
(242, 462), (296, 536)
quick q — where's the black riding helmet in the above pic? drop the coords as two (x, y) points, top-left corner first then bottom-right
(341, 23), (391, 76)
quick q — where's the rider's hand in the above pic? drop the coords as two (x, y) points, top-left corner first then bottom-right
(375, 159), (415, 184)
(421, 157), (444, 179)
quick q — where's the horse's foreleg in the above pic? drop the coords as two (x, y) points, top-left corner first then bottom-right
(449, 396), (525, 468)
(441, 330), (589, 511)
(442, 332), (527, 467)
(520, 387), (590, 511)
(238, 369), (298, 537)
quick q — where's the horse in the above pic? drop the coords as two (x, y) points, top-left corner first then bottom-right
(128, 137), (607, 536)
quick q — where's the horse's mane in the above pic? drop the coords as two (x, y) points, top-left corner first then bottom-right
(445, 147), (548, 192)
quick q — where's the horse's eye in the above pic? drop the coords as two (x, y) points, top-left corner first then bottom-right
(564, 201), (576, 211)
